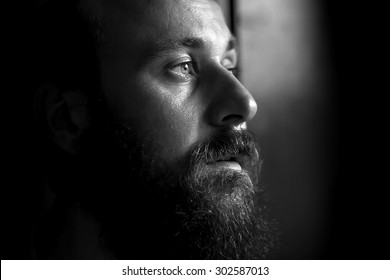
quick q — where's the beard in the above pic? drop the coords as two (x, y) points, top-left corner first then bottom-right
(72, 97), (279, 259)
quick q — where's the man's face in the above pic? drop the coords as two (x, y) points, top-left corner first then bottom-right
(97, 0), (257, 169)
(76, 0), (277, 259)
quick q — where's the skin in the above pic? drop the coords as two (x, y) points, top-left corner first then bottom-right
(96, 0), (258, 171)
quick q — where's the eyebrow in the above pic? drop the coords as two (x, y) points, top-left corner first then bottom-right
(144, 35), (238, 60)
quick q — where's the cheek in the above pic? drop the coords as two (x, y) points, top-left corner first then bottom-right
(144, 89), (202, 166)
(113, 74), (203, 166)
(153, 107), (199, 165)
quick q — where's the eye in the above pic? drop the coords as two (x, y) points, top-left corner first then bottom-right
(222, 57), (239, 78)
(167, 61), (197, 80)
(227, 67), (240, 78)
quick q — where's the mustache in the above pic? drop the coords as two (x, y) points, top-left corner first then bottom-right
(188, 129), (261, 167)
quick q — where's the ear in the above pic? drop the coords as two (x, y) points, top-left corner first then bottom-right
(34, 84), (90, 155)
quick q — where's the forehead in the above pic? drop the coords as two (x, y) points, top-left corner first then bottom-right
(98, 0), (231, 56)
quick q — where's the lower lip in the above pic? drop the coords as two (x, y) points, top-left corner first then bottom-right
(207, 161), (242, 171)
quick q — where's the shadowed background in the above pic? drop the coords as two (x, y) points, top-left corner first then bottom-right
(232, 0), (389, 259)
(218, 0), (334, 258)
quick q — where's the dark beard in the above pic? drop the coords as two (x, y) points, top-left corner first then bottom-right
(73, 98), (279, 259)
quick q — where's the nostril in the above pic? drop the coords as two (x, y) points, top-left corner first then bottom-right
(221, 114), (243, 123)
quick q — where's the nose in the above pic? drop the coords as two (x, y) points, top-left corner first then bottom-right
(206, 67), (258, 128)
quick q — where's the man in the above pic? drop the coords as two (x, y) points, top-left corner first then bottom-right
(31, 0), (279, 259)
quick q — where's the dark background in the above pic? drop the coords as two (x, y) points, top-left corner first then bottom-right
(319, 1), (389, 259)
(2, 0), (389, 260)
